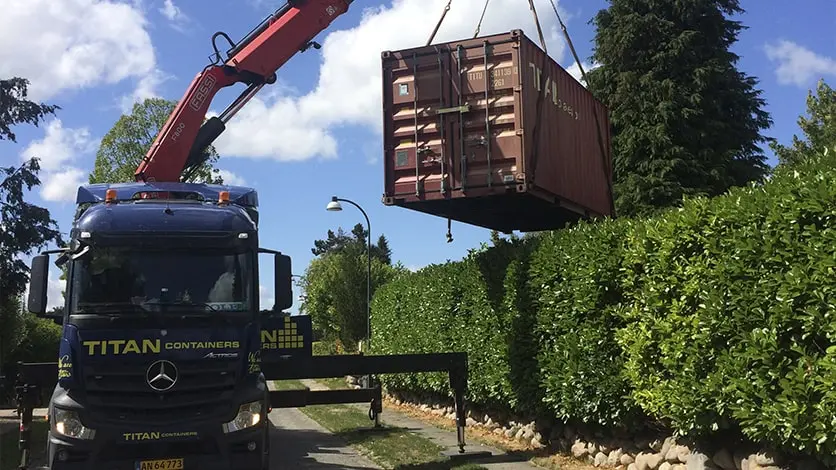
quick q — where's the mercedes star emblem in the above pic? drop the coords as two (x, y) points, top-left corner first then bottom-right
(146, 360), (178, 392)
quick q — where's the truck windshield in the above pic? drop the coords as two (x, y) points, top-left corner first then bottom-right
(69, 247), (253, 314)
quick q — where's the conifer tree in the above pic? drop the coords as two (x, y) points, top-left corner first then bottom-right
(585, 0), (773, 217)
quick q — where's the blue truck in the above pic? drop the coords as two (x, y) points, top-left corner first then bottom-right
(18, 181), (470, 469)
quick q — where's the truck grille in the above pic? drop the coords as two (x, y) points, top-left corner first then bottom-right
(83, 358), (240, 425)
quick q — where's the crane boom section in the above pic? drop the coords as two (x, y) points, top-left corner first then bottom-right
(134, 0), (352, 183)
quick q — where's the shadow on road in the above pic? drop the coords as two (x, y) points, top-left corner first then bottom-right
(268, 420), (380, 469)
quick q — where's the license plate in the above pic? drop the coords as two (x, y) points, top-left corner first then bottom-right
(135, 458), (184, 470)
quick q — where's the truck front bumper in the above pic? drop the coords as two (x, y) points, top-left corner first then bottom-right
(44, 421), (268, 470)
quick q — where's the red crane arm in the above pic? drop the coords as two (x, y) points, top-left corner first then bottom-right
(134, 0), (353, 183)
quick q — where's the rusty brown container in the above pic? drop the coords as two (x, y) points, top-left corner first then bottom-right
(380, 29), (613, 233)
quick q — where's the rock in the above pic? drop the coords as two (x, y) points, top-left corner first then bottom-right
(666, 446), (682, 462)
(646, 453), (664, 469)
(733, 451), (747, 470)
(522, 428), (536, 440)
(650, 439), (664, 452)
(572, 440), (589, 459)
(676, 446), (692, 464)
(504, 428), (515, 438)
(671, 465), (687, 470)
(687, 452), (717, 470)
(588, 442), (600, 455)
(628, 464), (637, 470)
(608, 449), (625, 466)
(661, 438), (676, 459)
(531, 436), (545, 449)
(713, 449), (735, 470)
(466, 417), (477, 426)
(493, 427), (504, 435)
(635, 452), (651, 470)
(660, 463), (672, 470)
(621, 454), (635, 465)
(594, 452), (608, 467)
(751, 452), (783, 467)
(600, 442), (612, 454)
(515, 428), (526, 440)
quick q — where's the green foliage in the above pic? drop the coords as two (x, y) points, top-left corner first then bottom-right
(0, 77), (64, 300)
(770, 79), (836, 168)
(301, 227), (405, 351)
(311, 223), (392, 265)
(89, 97), (223, 184)
(532, 220), (644, 429)
(0, 78), (59, 142)
(0, 76), (64, 405)
(371, 143), (836, 460)
(585, 0), (772, 218)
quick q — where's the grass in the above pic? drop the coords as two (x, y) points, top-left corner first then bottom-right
(275, 379), (487, 470)
(0, 419), (49, 470)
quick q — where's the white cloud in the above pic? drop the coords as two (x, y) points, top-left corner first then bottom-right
(0, 0), (158, 102)
(217, 169), (247, 186)
(217, 0), (572, 162)
(160, 0), (183, 20)
(120, 68), (171, 113)
(212, 96), (339, 161)
(260, 285), (274, 310)
(564, 60), (601, 87)
(41, 169), (88, 203)
(19, 119), (98, 202)
(158, 0), (191, 33)
(20, 120), (96, 172)
(47, 272), (67, 310)
(764, 40), (836, 87)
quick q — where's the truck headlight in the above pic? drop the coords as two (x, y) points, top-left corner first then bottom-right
(222, 401), (263, 433)
(53, 408), (95, 440)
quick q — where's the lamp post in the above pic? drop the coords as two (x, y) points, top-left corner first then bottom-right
(325, 196), (372, 356)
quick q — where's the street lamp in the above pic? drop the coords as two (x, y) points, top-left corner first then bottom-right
(325, 196), (371, 355)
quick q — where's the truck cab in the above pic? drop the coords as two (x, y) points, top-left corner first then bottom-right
(26, 182), (293, 470)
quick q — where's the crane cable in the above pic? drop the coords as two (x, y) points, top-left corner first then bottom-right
(426, 0), (453, 46)
(545, 0), (616, 217)
(472, 0), (491, 38)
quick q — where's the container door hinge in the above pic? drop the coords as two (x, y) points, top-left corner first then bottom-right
(435, 104), (471, 114)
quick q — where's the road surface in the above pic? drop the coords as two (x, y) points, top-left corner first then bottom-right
(267, 403), (381, 469)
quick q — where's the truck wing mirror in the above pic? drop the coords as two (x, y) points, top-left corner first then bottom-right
(27, 254), (50, 315)
(259, 248), (293, 312)
(275, 254), (293, 311)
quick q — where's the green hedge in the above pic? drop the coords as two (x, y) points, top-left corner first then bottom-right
(371, 149), (836, 459)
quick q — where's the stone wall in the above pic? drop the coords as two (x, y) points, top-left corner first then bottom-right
(344, 376), (831, 470)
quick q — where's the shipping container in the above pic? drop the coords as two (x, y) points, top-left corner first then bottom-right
(380, 29), (614, 234)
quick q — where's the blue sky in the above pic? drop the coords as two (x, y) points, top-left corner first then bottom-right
(2, 0), (835, 313)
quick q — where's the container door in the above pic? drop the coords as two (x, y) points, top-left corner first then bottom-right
(448, 36), (523, 197)
(383, 47), (457, 201)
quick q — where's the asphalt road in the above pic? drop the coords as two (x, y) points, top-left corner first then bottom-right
(267, 405), (381, 469)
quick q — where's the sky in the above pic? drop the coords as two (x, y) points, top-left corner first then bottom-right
(1, 0), (835, 314)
